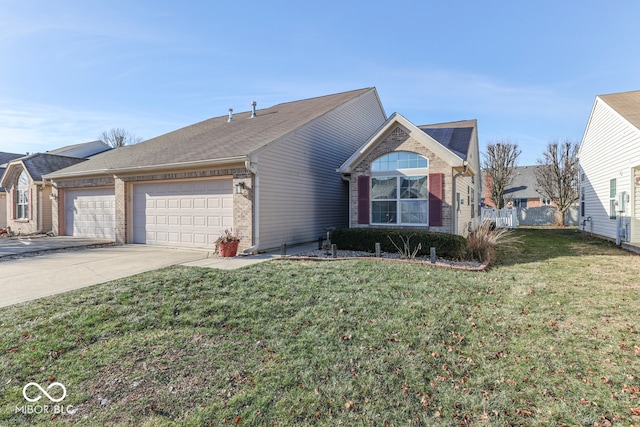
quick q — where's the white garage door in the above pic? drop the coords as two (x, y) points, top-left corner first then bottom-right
(132, 179), (233, 248)
(65, 188), (116, 239)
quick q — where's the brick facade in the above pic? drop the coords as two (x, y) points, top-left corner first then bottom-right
(3, 167), (50, 235)
(348, 125), (456, 234)
(51, 166), (255, 251)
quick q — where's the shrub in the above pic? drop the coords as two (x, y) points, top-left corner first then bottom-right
(331, 228), (467, 259)
(463, 221), (523, 262)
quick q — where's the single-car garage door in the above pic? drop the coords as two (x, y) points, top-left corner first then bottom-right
(132, 179), (233, 248)
(65, 188), (116, 239)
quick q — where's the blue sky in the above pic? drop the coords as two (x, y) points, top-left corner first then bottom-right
(1, 1), (639, 165)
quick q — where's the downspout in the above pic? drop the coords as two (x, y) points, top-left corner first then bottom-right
(452, 161), (469, 235)
(243, 159), (259, 254)
(341, 174), (352, 228)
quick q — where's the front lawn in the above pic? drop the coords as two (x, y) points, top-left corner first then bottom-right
(1, 229), (639, 426)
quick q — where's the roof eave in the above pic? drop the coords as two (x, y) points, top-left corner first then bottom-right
(44, 156), (249, 181)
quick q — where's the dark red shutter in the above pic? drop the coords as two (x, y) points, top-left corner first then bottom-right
(428, 173), (443, 226)
(11, 188), (16, 219)
(29, 188), (33, 220)
(357, 175), (370, 224)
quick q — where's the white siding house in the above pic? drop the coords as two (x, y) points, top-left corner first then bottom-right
(578, 90), (640, 251)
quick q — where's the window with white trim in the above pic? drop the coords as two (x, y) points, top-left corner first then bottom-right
(16, 171), (29, 220)
(609, 178), (616, 219)
(370, 152), (429, 225)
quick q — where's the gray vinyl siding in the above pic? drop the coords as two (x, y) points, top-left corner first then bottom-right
(579, 98), (640, 241)
(255, 90), (386, 250)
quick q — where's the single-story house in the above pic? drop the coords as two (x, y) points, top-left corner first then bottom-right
(339, 114), (481, 236)
(0, 141), (111, 235)
(482, 165), (553, 209)
(578, 89), (640, 250)
(0, 151), (26, 228)
(45, 88), (388, 252)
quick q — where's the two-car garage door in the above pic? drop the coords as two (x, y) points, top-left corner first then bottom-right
(132, 179), (233, 248)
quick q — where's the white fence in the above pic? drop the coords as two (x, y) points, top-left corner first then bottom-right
(482, 206), (580, 228)
(481, 207), (517, 228)
(517, 206), (579, 226)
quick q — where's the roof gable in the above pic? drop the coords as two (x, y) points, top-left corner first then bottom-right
(340, 114), (474, 173)
(46, 88), (377, 179)
(0, 152), (26, 192)
(1, 153), (86, 187)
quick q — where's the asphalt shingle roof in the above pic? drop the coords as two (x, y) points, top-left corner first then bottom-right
(418, 119), (476, 160)
(599, 90), (640, 131)
(47, 88), (376, 178)
(487, 165), (542, 199)
(21, 154), (87, 181)
(0, 152), (25, 167)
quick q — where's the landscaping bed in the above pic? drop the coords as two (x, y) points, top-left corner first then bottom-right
(288, 248), (488, 270)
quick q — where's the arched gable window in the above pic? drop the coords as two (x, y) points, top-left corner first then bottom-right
(370, 152), (429, 224)
(16, 171), (29, 220)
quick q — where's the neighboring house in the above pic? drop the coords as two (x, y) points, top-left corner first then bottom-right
(578, 89), (640, 250)
(45, 88), (388, 252)
(0, 152), (26, 228)
(482, 165), (553, 209)
(0, 141), (111, 235)
(339, 114), (481, 236)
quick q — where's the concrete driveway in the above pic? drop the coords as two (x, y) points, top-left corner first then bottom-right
(0, 236), (113, 257)
(0, 245), (210, 308)
(0, 237), (315, 308)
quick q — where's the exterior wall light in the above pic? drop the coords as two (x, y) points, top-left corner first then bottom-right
(235, 182), (246, 195)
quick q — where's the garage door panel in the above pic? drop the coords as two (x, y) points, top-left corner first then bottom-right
(65, 188), (116, 239)
(133, 179), (233, 248)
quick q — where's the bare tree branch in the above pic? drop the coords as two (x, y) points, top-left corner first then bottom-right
(534, 139), (580, 225)
(482, 140), (521, 209)
(98, 128), (143, 148)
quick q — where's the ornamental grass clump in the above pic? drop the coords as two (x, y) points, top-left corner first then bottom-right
(464, 220), (523, 263)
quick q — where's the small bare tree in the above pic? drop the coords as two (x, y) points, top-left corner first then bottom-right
(483, 140), (521, 209)
(98, 128), (142, 148)
(534, 139), (580, 226)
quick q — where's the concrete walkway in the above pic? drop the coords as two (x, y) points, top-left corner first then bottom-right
(0, 239), (318, 308)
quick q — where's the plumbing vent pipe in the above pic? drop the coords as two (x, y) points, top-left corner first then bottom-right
(250, 101), (257, 118)
(228, 108), (234, 122)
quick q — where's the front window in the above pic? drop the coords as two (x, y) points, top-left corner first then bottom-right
(370, 152), (428, 225)
(16, 171), (29, 220)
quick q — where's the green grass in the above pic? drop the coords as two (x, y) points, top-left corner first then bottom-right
(1, 228), (639, 426)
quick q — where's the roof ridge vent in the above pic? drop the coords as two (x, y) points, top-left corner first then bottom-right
(228, 108), (234, 122)
(250, 101), (257, 118)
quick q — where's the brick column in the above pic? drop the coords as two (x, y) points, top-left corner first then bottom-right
(233, 172), (254, 252)
(114, 177), (127, 244)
